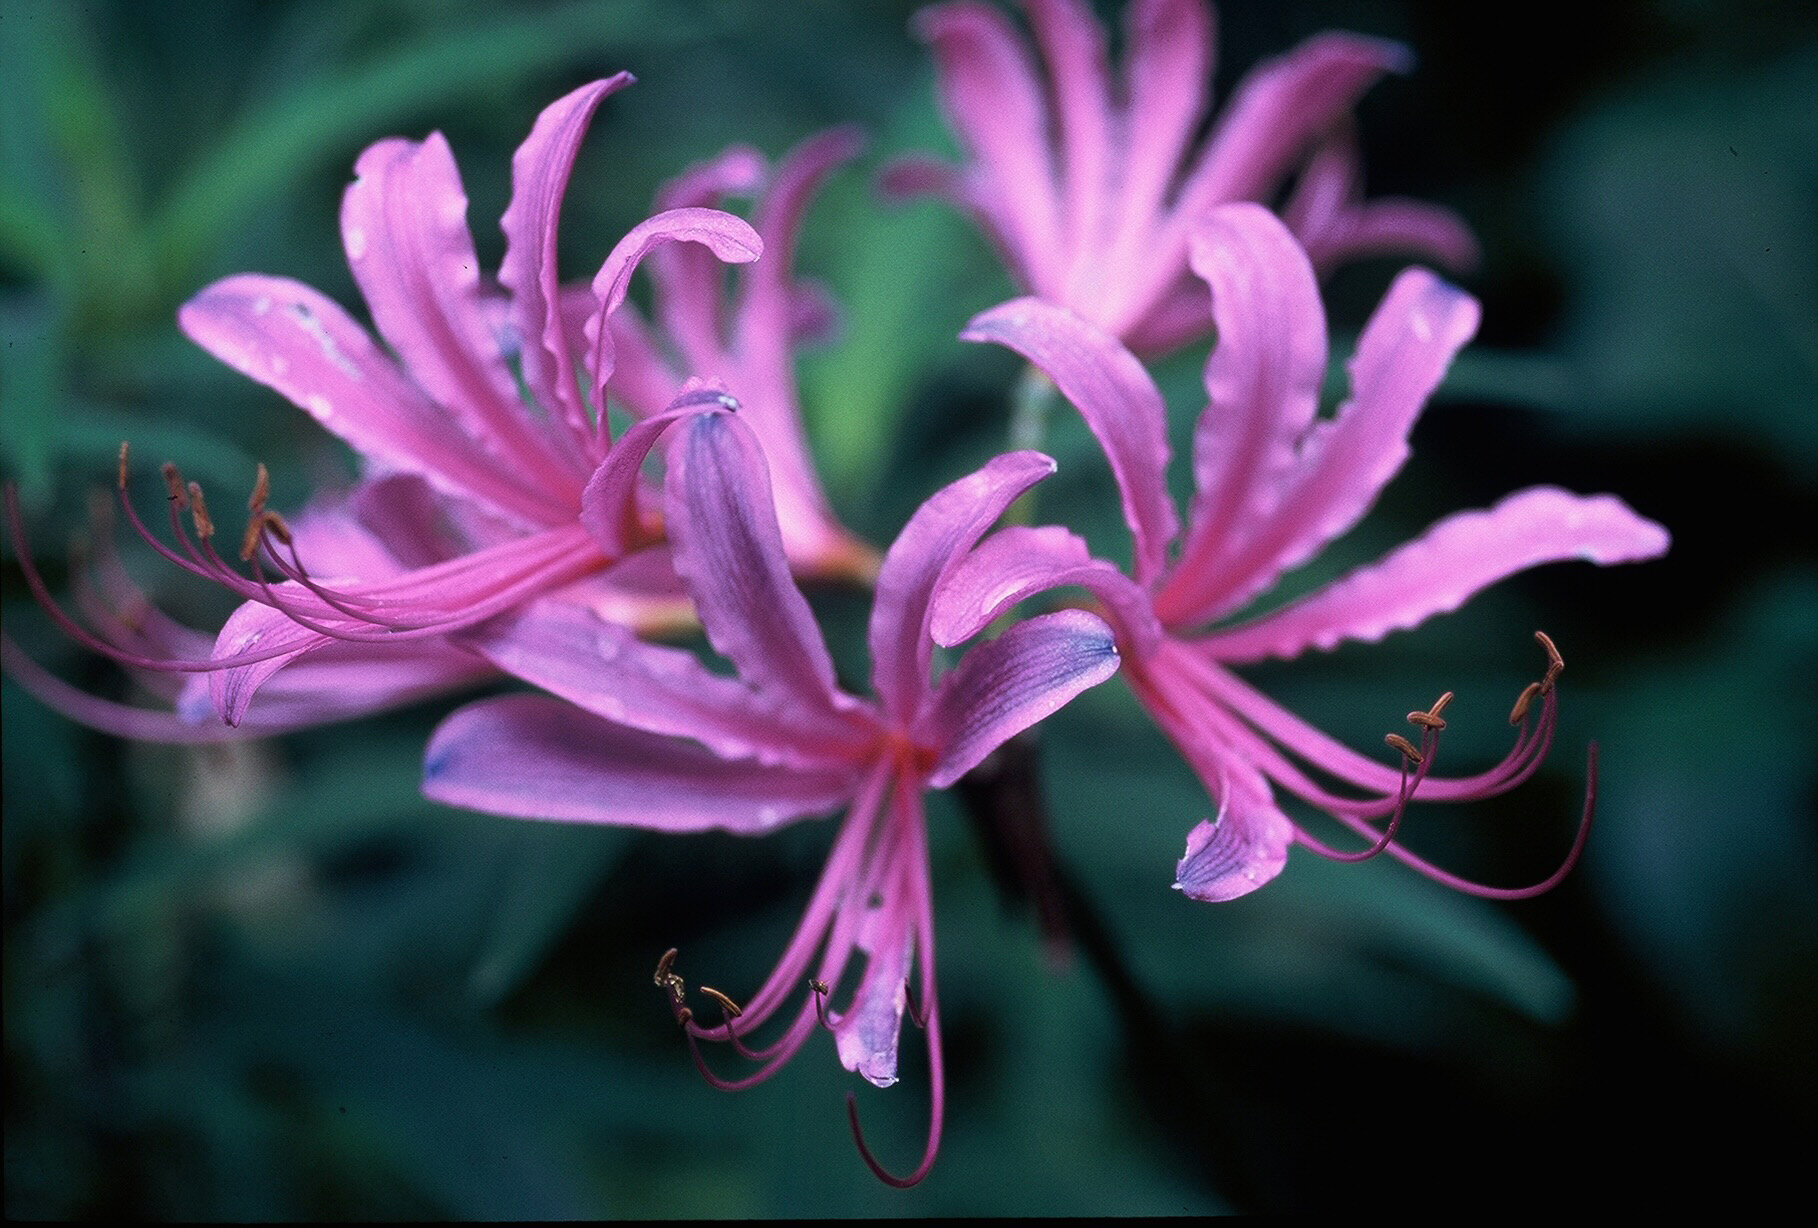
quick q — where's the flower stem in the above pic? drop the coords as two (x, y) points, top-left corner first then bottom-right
(1003, 362), (1059, 527)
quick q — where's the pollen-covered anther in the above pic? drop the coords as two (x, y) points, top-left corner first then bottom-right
(260, 510), (294, 547)
(699, 986), (743, 1019)
(116, 442), (131, 491)
(249, 463), (271, 516)
(652, 946), (693, 1014)
(161, 463), (188, 507)
(1384, 732), (1424, 764)
(186, 482), (215, 540)
(1535, 630), (1565, 693)
(241, 509), (295, 561)
(1509, 681), (1544, 726)
(1408, 690), (1455, 730)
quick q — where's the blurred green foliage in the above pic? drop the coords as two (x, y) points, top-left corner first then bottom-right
(5, 0), (1815, 1216)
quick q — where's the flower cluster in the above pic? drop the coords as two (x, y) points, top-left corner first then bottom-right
(6, 0), (1667, 1187)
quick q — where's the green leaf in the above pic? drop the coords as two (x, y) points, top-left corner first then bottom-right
(146, 0), (718, 290)
(466, 821), (629, 1007)
(795, 89), (1002, 501)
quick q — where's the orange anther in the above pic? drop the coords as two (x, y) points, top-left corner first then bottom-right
(700, 986), (743, 1018)
(1509, 681), (1544, 726)
(1384, 733), (1424, 764)
(187, 483), (214, 539)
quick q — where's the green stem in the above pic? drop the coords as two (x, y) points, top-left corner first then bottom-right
(1004, 362), (1060, 528)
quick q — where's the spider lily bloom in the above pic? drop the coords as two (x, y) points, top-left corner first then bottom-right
(937, 203), (1670, 902)
(604, 128), (882, 584)
(886, 0), (1477, 355)
(11, 76), (767, 735)
(422, 411), (1120, 1186)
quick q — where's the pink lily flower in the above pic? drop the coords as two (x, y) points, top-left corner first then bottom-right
(937, 203), (1671, 902)
(421, 409), (1120, 1185)
(604, 128), (883, 584)
(9, 76), (766, 735)
(886, 0), (1478, 355)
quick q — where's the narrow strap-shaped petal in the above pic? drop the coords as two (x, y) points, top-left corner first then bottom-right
(584, 207), (763, 429)
(667, 411), (855, 721)
(1200, 486), (1671, 662)
(202, 638), (493, 731)
(179, 275), (564, 527)
(577, 387), (725, 558)
(1111, 0), (1213, 257)
(1283, 132), (1479, 275)
(1303, 196), (1481, 278)
(915, 1), (1063, 286)
(921, 608), (1119, 788)
(1173, 782), (1296, 902)
(963, 298), (1178, 584)
(464, 603), (866, 768)
(832, 801), (926, 1090)
(929, 524), (1161, 658)
(1165, 32), (1409, 238)
(207, 601), (333, 726)
(498, 75), (635, 452)
(1159, 203), (1328, 622)
(1177, 264), (1481, 628)
(651, 144), (767, 367)
(424, 694), (856, 833)
(1128, 645), (1296, 900)
(208, 519), (598, 722)
(600, 303), (680, 419)
(1022, 0), (1113, 262)
(731, 127), (872, 576)
(343, 134), (582, 485)
(870, 450), (1056, 724)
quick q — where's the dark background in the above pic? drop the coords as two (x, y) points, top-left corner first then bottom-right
(4, 0), (1814, 1215)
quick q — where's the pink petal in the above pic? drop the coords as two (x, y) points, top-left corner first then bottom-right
(498, 75), (634, 451)
(464, 602), (856, 768)
(342, 133), (582, 484)
(869, 450), (1056, 724)
(599, 302), (678, 419)
(833, 849), (918, 1088)
(929, 523), (1162, 657)
(1200, 487), (1671, 662)
(1159, 202), (1328, 623)
(731, 127), (871, 576)
(1309, 197), (1481, 277)
(921, 608), (1119, 788)
(1167, 31), (1410, 235)
(650, 143), (767, 365)
(1113, 0), (1213, 249)
(1126, 643), (1296, 900)
(207, 601), (333, 726)
(424, 695), (856, 833)
(1023, 0), (1113, 262)
(915, 1), (1063, 287)
(179, 275), (563, 527)
(666, 412), (857, 723)
(1173, 790), (1295, 903)
(578, 390), (719, 559)
(962, 298), (1178, 584)
(220, 639), (494, 730)
(876, 153), (960, 202)
(1283, 132), (1480, 275)
(583, 206), (763, 422)
(1189, 263), (1481, 627)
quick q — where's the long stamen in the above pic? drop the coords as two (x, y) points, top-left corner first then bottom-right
(1294, 718), (1437, 863)
(1371, 733), (1598, 900)
(848, 829), (943, 1189)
